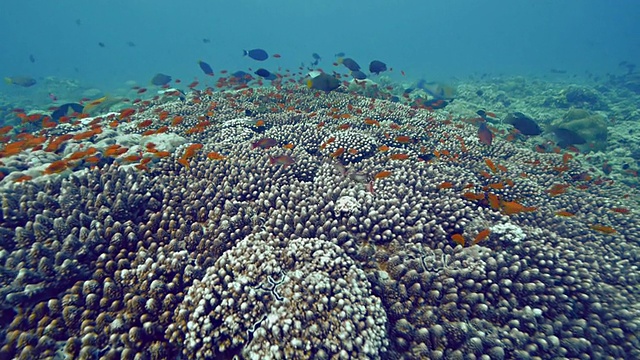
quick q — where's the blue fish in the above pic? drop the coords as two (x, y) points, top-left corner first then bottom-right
(198, 60), (214, 76)
(254, 68), (271, 78)
(244, 48), (268, 61)
(369, 60), (387, 75)
(351, 70), (367, 80)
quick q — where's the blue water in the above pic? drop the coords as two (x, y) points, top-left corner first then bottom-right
(1, 0), (638, 93)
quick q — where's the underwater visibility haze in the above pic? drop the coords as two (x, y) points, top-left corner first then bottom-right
(1, 0), (640, 359)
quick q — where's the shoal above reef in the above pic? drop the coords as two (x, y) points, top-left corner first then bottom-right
(0, 86), (639, 359)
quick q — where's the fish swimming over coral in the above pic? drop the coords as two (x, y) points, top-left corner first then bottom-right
(244, 48), (269, 61)
(307, 71), (340, 92)
(151, 73), (172, 86)
(4, 76), (36, 87)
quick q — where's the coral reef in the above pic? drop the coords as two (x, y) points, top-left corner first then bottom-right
(0, 86), (639, 359)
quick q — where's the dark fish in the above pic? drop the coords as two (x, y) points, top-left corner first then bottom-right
(476, 110), (497, 121)
(351, 70), (367, 80)
(340, 58), (361, 71)
(126, 41), (136, 47)
(553, 128), (586, 147)
(202, 38), (211, 43)
(29, 54), (35, 63)
(421, 82), (455, 100)
(307, 72), (340, 92)
(422, 98), (449, 109)
(98, 42), (105, 47)
(51, 103), (84, 121)
(269, 155), (295, 168)
(254, 68), (271, 78)
(151, 73), (172, 86)
(198, 60), (214, 76)
(335, 52), (345, 57)
(312, 53), (321, 60)
(478, 122), (493, 146)
(252, 137), (277, 149)
(75, 19), (81, 26)
(4, 76), (36, 87)
(369, 60), (387, 75)
(550, 68), (567, 74)
(505, 112), (541, 136)
(418, 153), (435, 162)
(244, 48), (268, 61)
(231, 70), (253, 84)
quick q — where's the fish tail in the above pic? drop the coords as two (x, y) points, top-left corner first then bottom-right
(4, 78), (12, 84)
(243, 50), (248, 57)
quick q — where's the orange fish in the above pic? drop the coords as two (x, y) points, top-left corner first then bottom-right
(119, 108), (136, 120)
(374, 170), (392, 179)
(72, 130), (96, 141)
(501, 201), (537, 215)
(395, 135), (412, 144)
(610, 207), (630, 214)
(485, 158), (497, 173)
(487, 192), (500, 210)
(154, 151), (171, 158)
(364, 118), (380, 127)
(473, 229), (491, 244)
(462, 192), (485, 201)
(183, 143), (203, 158)
(478, 122), (493, 146)
(451, 234), (465, 247)
(555, 210), (575, 217)
(378, 145), (390, 152)
(171, 116), (184, 126)
(0, 125), (13, 135)
(43, 160), (69, 174)
(67, 151), (88, 161)
(178, 158), (190, 168)
(13, 175), (32, 183)
(157, 111), (169, 121)
(389, 153), (409, 160)
(137, 119), (153, 128)
(84, 156), (101, 164)
(121, 154), (142, 163)
(330, 147), (345, 158)
(547, 183), (570, 196)
(438, 181), (454, 189)
(207, 152), (226, 160)
(590, 224), (616, 234)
